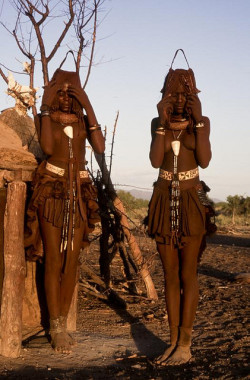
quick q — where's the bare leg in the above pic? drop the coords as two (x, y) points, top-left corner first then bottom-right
(59, 224), (84, 317)
(155, 243), (180, 364)
(38, 207), (62, 319)
(38, 206), (85, 353)
(166, 235), (202, 365)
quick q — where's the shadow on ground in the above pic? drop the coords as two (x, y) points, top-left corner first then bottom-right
(207, 234), (250, 247)
(1, 350), (249, 380)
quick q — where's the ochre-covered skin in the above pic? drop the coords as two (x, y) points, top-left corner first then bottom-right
(27, 69), (105, 353)
(148, 68), (212, 366)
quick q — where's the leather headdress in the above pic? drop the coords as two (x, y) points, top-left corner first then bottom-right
(161, 49), (200, 96)
(50, 50), (82, 89)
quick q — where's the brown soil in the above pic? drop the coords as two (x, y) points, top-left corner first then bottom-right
(0, 231), (249, 379)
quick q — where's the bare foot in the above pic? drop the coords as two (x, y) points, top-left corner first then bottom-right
(155, 344), (176, 365)
(51, 332), (73, 354)
(65, 332), (77, 347)
(165, 345), (192, 366)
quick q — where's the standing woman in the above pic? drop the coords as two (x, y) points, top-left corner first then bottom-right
(25, 67), (105, 353)
(147, 50), (213, 365)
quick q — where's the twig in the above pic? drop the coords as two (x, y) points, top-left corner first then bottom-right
(108, 110), (119, 182)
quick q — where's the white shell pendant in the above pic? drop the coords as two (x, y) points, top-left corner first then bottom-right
(63, 126), (73, 139)
(171, 140), (180, 156)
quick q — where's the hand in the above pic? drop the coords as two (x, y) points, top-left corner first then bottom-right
(41, 79), (60, 107)
(157, 94), (174, 127)
(185, 94), (202, 123)
(67, 85), (90, 110)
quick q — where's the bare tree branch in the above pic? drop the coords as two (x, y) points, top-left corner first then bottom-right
(109, 111), (119, 178)
(82, 0), (98, 88)
(46, 0), (74, 63)
(0, 68), (8, 84)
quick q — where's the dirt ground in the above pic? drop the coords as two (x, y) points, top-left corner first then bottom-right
(0, 230), (249, 380)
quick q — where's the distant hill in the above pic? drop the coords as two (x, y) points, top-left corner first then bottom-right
(128, 188), (152, 201)
(123, 188), (223, 204)
(212, 198), (223, 204)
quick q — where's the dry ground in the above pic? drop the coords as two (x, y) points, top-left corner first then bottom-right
(0, 230), (249, 379)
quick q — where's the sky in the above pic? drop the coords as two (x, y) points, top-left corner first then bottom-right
(0, 0), (250, 201)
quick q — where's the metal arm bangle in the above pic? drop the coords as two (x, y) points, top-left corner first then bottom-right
(41, 110), (50, 117)
(196, 121), (205, 128)
(88, 123), (101, 131)
(89, 126), (101, 134)
(158, 121), (167, 129)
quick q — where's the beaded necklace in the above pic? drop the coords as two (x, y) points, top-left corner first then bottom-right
(170, 129), (183, 242)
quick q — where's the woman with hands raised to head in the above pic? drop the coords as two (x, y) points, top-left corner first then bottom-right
(25, 67), (105, 353)
(146, 50), (215, 366)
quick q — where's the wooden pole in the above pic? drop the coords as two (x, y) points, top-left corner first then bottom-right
(0, 180), (26, 358)
(0, 188), (7, 311)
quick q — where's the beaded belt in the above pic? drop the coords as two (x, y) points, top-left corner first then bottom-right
(159, 167), (199, 181)
(46, 162), (89, 179)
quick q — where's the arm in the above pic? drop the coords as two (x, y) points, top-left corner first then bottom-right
(195, 116), (212, 168)
(84, 115), (105, 154)
(185, 94), (212, 168)
(68, 86), (105, 154)
(149, 93), (173, 168)
(39, 115), (54, 155)
(149, 118), (166, 168)
(38, 80), (60, 155)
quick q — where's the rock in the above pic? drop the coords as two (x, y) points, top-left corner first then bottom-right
(0, 120), (37, 171)
(0, 108), (44, 161)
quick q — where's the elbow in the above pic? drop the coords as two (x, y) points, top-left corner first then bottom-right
(40, 143), (53, 156)
(199, 153), (212, 169)
(199, 161), (209, 169)
(149, 154), (161, 169)
(151, 161), (161, 169)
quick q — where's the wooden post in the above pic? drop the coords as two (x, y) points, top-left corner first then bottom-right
(0, 180), (26, 358)
(0, 188), (7, 311)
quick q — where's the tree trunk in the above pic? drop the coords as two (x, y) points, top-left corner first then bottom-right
(0, 180), (26, 358)
(94, 153), (158, 300)
(113, 197), (158, 300)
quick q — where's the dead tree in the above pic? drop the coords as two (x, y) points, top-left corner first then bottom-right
(0, 0), (104, 114)
(93, 114), (157, 300)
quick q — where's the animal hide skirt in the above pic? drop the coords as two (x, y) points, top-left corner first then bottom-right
(145, 180), (209, 250)
(25, 161), (100, 261)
